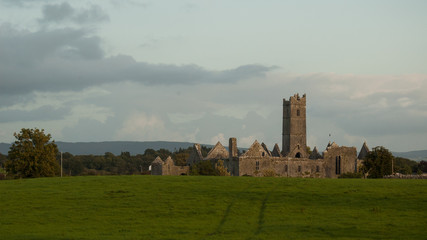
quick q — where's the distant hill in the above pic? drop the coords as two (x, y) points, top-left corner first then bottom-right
(0, 141), (209, 156)
(393, 150), (427, 162)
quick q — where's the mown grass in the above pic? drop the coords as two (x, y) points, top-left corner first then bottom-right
(1, 176), (426, 239)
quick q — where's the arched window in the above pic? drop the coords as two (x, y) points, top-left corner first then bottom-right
(295, 152), (302, 158)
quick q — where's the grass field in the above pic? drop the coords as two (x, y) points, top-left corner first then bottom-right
(1, 176), (426, 239)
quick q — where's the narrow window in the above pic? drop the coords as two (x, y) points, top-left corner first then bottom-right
(256, 161), (260, 171)
(297, 109), (300, 116)
(335, 156), (338, 175)
(335, 156), (341, 175)
(316, 166), (320, 172)
(298, 166), (301, 172)
(285, 165), (288, 172)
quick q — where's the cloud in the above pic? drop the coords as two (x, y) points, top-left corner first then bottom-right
(39, 2), (109, 24)
(240, 135), (257, 147)
(73, 5), (109, 24)
(0, 25), (103, 66)
(0, 105), (70, 122)
(0, 25), (275, 96)
(40, 2), (74, 23)
(210, 133), (226, 145)
(116, 112), (168, 141)
(109, 0), (150, 8)
(0, 0), (48, 7)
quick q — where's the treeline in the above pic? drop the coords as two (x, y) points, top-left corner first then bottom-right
(56, 145), (212, 176)
(1, 146), (426, 178)
(394, 157), (426, 174)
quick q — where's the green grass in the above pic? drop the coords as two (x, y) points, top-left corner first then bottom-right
(1, 176), (426, 239)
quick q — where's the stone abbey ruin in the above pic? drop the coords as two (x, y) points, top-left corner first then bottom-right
(152, 94), (369, 178)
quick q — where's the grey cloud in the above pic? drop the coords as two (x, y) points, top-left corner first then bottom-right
(0, 93), (37, 108)
(62, 118), (117, 142)
(0, 25), (275, 95)
(73, 5), (109, 24)
(0, 0), (56, 7)
(40, 2), (74, 22)
(0, 105), (70, 122)
(0, 25), (103, 67)
(39, 2), (109, 24)
(109, 0), (150, 8)
(213, 65), (278, 83)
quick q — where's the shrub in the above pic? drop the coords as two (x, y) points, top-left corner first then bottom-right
(262, 169), (276, 177)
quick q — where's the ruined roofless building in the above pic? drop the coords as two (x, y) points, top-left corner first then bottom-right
(152, 94), (368, 178)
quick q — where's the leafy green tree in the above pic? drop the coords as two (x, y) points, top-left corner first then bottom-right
(61, 153), (84, 176)
(200, 146), (212, 157)
(5, 128), (59, 178)
(306, 146), (312, 155)
(215, 160), (230, 176)
(362, 146), (393, 178)
(394, 157), (418, 174)
(0, 153), (7, 173)
(190, 161), (217, 176)
(173, 152), (189, 166)
(418, 161), (427, 173)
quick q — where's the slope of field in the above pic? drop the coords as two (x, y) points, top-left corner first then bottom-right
(1, 176), (426, 239)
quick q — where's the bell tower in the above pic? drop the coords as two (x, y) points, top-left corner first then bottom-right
(282, 93), (307, 158)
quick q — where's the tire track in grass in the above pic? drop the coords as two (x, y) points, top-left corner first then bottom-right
(254, 191), (270, 236)
(249, 181), (278, 239)
(205, 183), (252, 238)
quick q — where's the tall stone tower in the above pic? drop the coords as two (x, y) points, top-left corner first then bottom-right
(282, 93), (307, 158)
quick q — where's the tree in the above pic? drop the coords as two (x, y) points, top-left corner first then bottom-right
(190, 161), (217, 176)
(215, 160), (230, 176)
(362, 146), (393, 178)
(5, 128), (59, 178)
(418, 161), (427, 173)
(394, 157), (417, 174)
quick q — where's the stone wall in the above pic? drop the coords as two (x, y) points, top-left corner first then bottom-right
(205, 142), (229, 160)
(151, 156), (189, 176)
(323, 145), (358, 178)
(238, 157), (326, 178)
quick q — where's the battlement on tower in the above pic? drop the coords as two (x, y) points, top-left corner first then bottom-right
(283, 93), (306, 105)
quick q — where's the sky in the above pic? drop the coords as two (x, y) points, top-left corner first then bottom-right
(0, 0), (426, 152)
